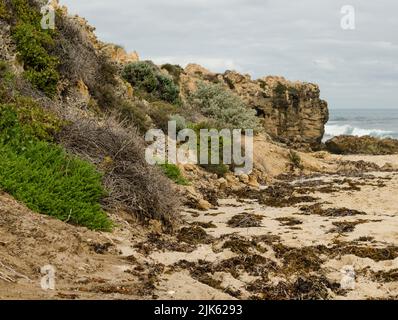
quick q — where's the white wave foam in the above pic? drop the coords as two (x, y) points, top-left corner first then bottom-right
(325, 124), (396, 138)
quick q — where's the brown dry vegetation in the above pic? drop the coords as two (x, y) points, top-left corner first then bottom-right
(58, 115), (180, 229)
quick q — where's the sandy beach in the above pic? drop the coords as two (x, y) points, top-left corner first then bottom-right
(1, 154), (397, 300)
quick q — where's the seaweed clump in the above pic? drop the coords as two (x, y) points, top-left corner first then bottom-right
(227, 213), (263, 228)
(247, 276), (337, 300)
(299, 204), (367, 217)
(177, 226), (214, 245)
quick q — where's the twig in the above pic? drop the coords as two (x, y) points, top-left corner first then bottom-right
(0, 271), (14, 283)
(0, 261), (31, 281)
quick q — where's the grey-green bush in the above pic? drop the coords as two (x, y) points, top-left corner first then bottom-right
(189, 82), (261, 131)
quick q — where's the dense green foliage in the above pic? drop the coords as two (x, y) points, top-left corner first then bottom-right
(122, 61), (158, 93)
(0, 1), (9, 19)
(0, 104), (111, 231)
(189, 82), (260, 131)
(156, 73), (180, 103)
(159, 163), (189, 186)
(122, 61), (180, 103)
(10, 0), (60, 95)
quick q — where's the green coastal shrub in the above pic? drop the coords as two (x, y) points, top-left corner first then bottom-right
(156, 73), (180, 103)
(0, 1), (9, 19)
(159, 163), (189, 186)
(122, 61), (159, 93)
(188, 82), (260, 131)
(10, 0), (60, 96)
(0, 104), (111, 231)
(0, 60), (16, 102)
(122, 61), (180, 103)
(8, 96), (63, 140)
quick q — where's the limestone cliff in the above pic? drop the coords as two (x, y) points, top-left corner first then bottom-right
(179, 64), (329, 150)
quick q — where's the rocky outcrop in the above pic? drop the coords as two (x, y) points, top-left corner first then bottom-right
(326, 135), (398, 155)
(180, 64), (329, 150)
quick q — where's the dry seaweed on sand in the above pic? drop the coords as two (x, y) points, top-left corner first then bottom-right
(323, 207), (368, 217)
(135, 232), (196, 254)
(334, 244), (398, 262)
(259, 183), (319, 207)
(371, 269), (398, 282)
(222, 236), (267, 254)
(272, 243), (328, 273)
(327, 220), (369, 234)
(222, 239), (253, 255)
(247, 275), (338, 300)
(172, 259), (222, 289)
(227, 213), (263, 228)
(226, 186), (262, 200)
(215, 254), (278, 278)
(198, 187), (219, 207)
(275, 217), (303, 226)
(355, 236), (375, 242)
(263, 195), (319, 208)
(299, 204), (367, 217)
(190, 221), (217, 229)
(85, 284), (136, 295)
(177, 226), (214, 245)
(252, 234), (282, 245)
(173, 254), (277, 281)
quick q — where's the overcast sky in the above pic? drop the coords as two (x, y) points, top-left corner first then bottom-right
(59, 0), (398, 109)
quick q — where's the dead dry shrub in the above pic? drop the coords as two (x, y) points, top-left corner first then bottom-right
(52, 13), (106, 90)
(57, 114), (180, 229)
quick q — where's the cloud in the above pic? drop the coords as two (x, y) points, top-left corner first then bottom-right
(59, 0), (398, 109)
(314, 58), (336, 71)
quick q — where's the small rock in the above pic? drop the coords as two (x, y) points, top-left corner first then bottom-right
(239, 174), (249, 184)
(218, 178), (228, 190)
(225, 173), (239, 185)
(248, 176), (260, 188)
(197, 199), (211, 211)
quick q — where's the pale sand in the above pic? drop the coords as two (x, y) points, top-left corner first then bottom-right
(151, 155), (398, 300)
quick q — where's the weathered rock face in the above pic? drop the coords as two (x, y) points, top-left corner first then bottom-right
(180, 64), (329, 150)
(325, 135), (398, 155)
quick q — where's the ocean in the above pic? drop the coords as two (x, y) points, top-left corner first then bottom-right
(324, 108), (398, 141)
